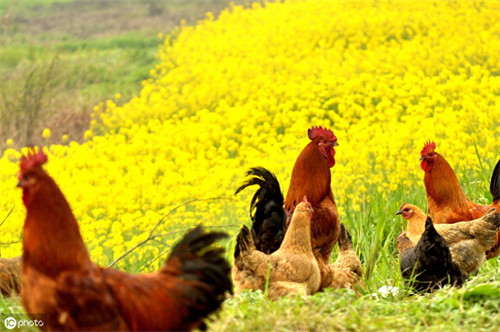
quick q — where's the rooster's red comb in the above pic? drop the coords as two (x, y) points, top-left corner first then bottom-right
(20, 148), (48, 173)
(420, 141), (436, 156)
(307, 126), (337, 141)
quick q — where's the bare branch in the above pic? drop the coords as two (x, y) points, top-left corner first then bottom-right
(107, 196), (234, 268)
(0, 207), (14, 229)
(138, 224), (241, 272)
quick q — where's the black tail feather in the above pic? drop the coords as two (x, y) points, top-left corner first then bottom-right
(234, 225), (252, 259)
(490, 159), (500, 202)
(235, 167), (286, 254)
(168, 226), (232, 327)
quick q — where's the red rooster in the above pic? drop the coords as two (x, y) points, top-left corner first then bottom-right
(235, 126), (340, 288)
(18, 149), (232, 331)
(420, 141), (500, 258)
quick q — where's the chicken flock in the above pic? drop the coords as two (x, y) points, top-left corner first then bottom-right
(0, 126), (498, 330)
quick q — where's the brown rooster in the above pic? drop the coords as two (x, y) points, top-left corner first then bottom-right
(235, 126), (341, 289)
(18, 148), (232, 331)
(397, 203), (500, 276)
(420, 141), (500, 258)
(232, 200), (321, 299)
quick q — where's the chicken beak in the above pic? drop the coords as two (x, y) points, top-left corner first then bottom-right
(395, 209), (403, 215)
(419, 155), (425, 161)
(333, 141), (339, 147)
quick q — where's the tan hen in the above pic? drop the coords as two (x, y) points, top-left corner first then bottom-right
(232, 201), (321, 299)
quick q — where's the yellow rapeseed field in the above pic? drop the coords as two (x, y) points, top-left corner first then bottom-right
(0, 0), (499, 268)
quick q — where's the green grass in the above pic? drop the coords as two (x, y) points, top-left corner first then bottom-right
(0, 0), (72, 13)
(0, 33), (160, 148)
(208, 276), (500, 331)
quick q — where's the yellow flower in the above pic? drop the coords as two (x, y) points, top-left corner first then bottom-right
(83, 130), (93, 141)
(42, 128), (51, 139)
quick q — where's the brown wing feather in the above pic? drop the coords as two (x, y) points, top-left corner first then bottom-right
(310, 196), (340, 263)
(55, 268), (128, 331)
(102, 269), (196, 331)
